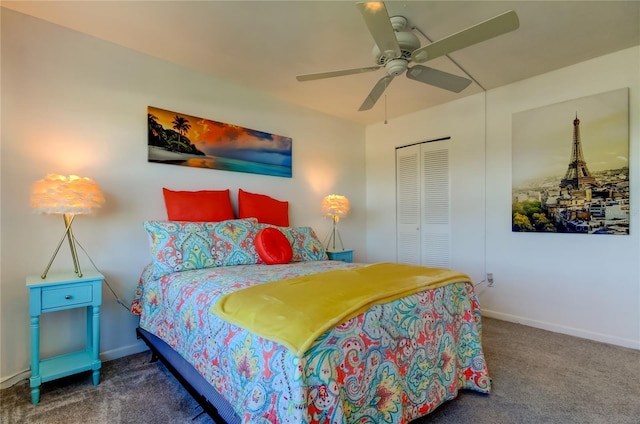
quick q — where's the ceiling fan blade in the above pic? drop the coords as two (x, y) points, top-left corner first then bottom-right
(411, 10), (519, 63)
(359, 74), (394, 111)
(406, 65), (472, 93)
(296, 66), (380, 82)
(356, 1), (401, 59)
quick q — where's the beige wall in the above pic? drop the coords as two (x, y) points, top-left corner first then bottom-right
(0, 9), (366, 384)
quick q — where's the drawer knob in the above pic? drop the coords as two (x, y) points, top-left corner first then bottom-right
(65, 295), (72, 300)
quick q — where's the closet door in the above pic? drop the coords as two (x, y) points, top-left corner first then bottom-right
(420, 145), (451, 268)
(396, 141), (451, 267)
(396, 144), (421, 264)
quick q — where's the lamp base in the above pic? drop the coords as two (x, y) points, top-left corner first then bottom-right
(41, 214), (83, 279)
(323, 220), (345, 251)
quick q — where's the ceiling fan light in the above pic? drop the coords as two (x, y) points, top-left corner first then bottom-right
(385, 58), (407, 76)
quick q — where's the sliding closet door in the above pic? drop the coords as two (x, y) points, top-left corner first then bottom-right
(396, 140), (451, 267)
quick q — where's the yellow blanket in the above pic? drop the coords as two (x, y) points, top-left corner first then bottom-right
(212, 262), (471, 356)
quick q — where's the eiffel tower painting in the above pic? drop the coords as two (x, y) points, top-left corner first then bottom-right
(559, 114), (598, 189)
(511, 88), (629, 234)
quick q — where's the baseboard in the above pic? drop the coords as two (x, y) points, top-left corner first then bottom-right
(482, 309), (640, 350)
(99, 339), (150, 362)
(0, 370), (30, 390)
(0, 340), (150, 390)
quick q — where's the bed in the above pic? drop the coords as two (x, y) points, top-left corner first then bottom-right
(131, 218), (490, 423)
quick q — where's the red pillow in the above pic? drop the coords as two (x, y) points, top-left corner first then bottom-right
(255, 228), (293, 265)
(163, 188), (234, 222)
(238, 189), (289, 227)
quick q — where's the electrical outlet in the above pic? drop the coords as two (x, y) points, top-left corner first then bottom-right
(487, 273), (494, 287)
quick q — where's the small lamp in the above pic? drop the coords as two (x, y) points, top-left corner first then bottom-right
(31, 174), (105, 279)
(321, 194), (350, 251)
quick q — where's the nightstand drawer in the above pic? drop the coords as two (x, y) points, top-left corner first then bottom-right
(326, 250), (353, 263)
(41, 284), (93, 310)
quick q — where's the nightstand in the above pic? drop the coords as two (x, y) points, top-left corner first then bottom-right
(326, 249), (354, 263)
(26, 271), (104, 405)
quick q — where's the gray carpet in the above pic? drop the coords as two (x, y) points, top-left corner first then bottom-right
(2, 318), (639, 424)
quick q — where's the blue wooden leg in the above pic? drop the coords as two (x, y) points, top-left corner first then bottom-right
(30, 315), (41, 404)
(90, 305), (101, 385)
(30, 386), (40, 405)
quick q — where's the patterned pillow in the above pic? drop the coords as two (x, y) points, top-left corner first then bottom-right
(144, 218), (260, 279)
(287, 226), (327, 262)
(255, 224), (327, 262)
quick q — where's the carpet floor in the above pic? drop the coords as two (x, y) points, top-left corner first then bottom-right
(1, 317), (639, 423)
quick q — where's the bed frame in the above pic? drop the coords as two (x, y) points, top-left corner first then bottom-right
(136, 327), (240, 424)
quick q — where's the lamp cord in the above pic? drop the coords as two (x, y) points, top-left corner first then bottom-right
(73, 237), (132, 312)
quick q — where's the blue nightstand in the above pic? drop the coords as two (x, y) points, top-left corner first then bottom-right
(326, 250), (353, 263)
(26, 271), (104, 404)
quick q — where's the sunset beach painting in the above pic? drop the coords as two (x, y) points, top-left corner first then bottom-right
(147, 106), (292, 178)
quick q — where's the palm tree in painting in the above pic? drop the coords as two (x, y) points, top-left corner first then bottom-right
(172, 115), (191, 145)
(148, 113), (160, 127)
(148, 113), (164, 147)
(148, 114), (160, 133)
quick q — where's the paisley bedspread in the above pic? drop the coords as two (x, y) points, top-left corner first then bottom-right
(137, 261), (490, 423)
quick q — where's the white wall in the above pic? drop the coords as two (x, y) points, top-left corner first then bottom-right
(365, 94), (488, 284)
(367, 46), (640, 350)
(0, 9), (366, 384)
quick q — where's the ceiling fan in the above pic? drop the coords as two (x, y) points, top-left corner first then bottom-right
(296, 1), (519, 111)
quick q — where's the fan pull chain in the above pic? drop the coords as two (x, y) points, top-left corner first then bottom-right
(384, 77), (388, 124)
(384, 94), (388, 125)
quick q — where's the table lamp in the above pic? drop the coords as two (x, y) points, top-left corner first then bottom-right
(321, 194), (350, 251)
(31, 174), (105, 279)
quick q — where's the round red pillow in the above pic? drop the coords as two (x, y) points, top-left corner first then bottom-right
(255, 227), (293, 265)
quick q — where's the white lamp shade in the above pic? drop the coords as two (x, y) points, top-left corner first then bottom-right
(321, 194), (350, 219)
(31, 174), (105, 215)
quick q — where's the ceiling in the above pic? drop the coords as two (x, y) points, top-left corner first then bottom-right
(3, 1), (639, 125)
